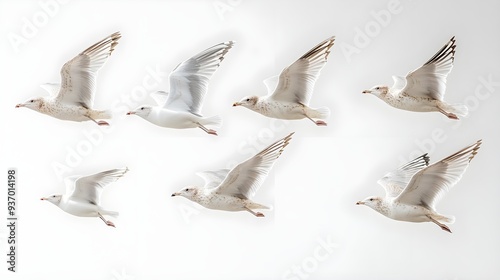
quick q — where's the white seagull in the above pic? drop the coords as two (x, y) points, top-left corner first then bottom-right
(41, 167), (128, 227)
(357, 140), (481, 233)
(233, 36), (334, 126)
(127, 41), (234, 136)
(16, 32), (121, 126)
(171, 132), (294, 217)
(362, 36), (468, 119)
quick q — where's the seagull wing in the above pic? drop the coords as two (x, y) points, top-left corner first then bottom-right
(69, 167), (128, 205)
(164, 41), (235, 115)
(150, 91), (170, 106)
(196, 169), (230, 189)
(396, 140), (481, 210)
(56, 32), (121, 108)
(40, 83), (61, 97)
(397, 36), (456, 100)
(215, 132), (294, 199)
(377, 154), (430, 197)
(270, 36), (334, 105)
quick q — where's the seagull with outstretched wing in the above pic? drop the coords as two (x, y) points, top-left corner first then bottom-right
(41, 168), (128, 227)
(357, 140), (481, 233)
(363, 36), (468, 119)
(233, 36), (334, 126)
(16, 32), (121, 126)
(172, 132), (294, 217)
(127, 41), (234, 136)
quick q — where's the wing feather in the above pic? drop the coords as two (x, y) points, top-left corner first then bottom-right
(377, 154), (430, 197)
(70, 167), (128, 205)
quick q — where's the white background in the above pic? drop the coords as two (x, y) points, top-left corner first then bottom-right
(1, 0), (500, 279)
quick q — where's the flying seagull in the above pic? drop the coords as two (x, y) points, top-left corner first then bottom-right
(356, 140), (481, 233)
(233, 36), (334, 126)
(127, 41), (235, 136)
(16, 32), (121, 126)
(41, 167), (128, 227)
(362, 36), (468, 119)
(172, 132), (294, 217)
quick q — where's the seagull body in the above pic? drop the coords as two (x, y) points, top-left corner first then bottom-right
(128, 41), (234, 135)
(363, 36), (468, 119)
(16, 32), (121, 126)
(172, 132), (294, 217)
(357, 140), (481, 233)
(233, 36), (334, 126)
(41, 168), (128, 227)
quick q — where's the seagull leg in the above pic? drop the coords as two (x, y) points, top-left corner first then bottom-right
(98, 212), (115, 228)
(245, 207), (265, 217)
(437, 107), (459, 120)
(305, 116), (327, 126)
(427, 215), (451, 233)
(196, 123), (218, 136)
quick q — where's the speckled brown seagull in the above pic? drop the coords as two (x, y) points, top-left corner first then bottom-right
(16, 32), (121, 126)
(357, 140), (481, 233)
(172, 132), (294, 217)
(233, 36), (334, 126)
(363, 36), (468, 119)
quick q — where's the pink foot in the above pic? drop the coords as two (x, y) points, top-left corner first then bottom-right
(440, 224), (451, 233)
(315, 120), (327, 126)
(106, 221), (116, 228)
(97, 120), (110, 126)
(256, 212), (265, 217)
(207, 129), (218, 136)
(447, 113), (459, 120)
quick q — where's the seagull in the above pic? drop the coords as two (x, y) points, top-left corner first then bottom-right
(16, 32), (121, 126)
(171, 132), (294, 217)
(362, 36), (468, 120)
(233, 36), (334, 126)
(41, 167), (128, 227)
(356, 140), (481, 233)
(127, 41), (234, 136)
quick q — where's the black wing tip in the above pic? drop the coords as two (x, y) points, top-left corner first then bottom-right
(300, 35), (335, 61)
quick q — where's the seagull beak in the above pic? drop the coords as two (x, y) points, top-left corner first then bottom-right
(40, 197), (47, 201)
(232, 102), (240, 107)
(356, 201), (364, 205)
(15, 104), (24, 108)
(362, 90), (371, 94)
(126, 111), (135, 115)
(171, 193), (178, 197)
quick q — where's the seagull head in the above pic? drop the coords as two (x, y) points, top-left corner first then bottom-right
(41, 194), (62, 206)
(356, 196), (383, 209)
(16, 97), (44, 111)
(127, 106), (153, 118)
(362, 85), (389, 97)
(171, 187), (199, 200)
(233, 96), (258, 108)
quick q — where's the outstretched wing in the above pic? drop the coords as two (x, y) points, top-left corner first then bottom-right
(270, 36), (334, 105)
(57, 32), (121, 108)
(215, 132), (294, 199)
(377, 154), (430, 197)
(396, 140), (481, 210)
(397, 36), (455, 100)
(164, 41), (235, 115)
(70, 167), (128, 205)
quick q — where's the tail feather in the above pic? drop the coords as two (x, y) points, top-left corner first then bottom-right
(201, 115), (222, 127)
(102, 210), (119, 218)
(442, 103), (468, 118)
(434, 214), (455, 224)
(92, 110), (112, 119)
(310, 107), (330, 119)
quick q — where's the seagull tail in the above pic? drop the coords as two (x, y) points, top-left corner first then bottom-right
(92, 109), (113, 120)
(101, 210), (119, 218)
(433, 213), (455, 224)
(442, 103), (469, 118)
(201, 115), (222, 128)
(309, 106), (330, 119)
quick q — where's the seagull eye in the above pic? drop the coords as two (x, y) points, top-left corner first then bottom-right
(245, 98), (250, 102)
(140, 107), (145, 110)
(30, 100), (34, 103)
(369, 198), (374, 201)
(375, 87), (380, 90)
(185, 188), (189, 192)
